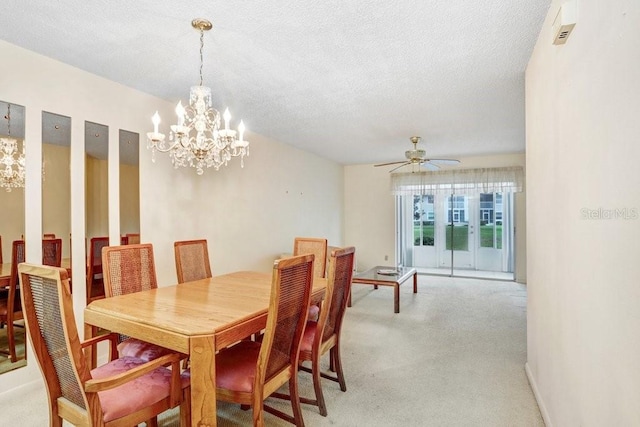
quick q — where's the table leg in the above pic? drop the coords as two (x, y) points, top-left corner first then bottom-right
(189, 335), (217, 427)
(394, 283), (400, 313)
(413, 272), (418, 293)
(83, 323), (98, 369)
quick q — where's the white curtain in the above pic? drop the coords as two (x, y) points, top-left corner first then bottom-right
(390, 166), (524, 196)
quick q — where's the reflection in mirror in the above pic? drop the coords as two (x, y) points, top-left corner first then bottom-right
(0, 100), (26, 374)
(42, 111), (71, 263)
(85, 121), (108, 303)
(119, 130), (140, 244)
(85, 121), (109, 239)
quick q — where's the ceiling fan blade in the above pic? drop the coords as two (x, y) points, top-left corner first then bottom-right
(427, 159), (460, 165)
(388, 162), (411, 173)
(422, 162), (441, 171)
(374, 160), (407, 167)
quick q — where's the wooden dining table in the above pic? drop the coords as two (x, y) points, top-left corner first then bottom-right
(1, 258), (72, 289)
(84, 270), (326, 427)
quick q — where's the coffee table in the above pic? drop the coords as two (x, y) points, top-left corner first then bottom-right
(349, 266), (417, 313)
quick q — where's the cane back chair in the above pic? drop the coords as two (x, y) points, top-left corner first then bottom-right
(102, 244), (181, 362)
(174, 239), (212, 284)
(18, 263), (190, 427)
(213, 253), (315, 426)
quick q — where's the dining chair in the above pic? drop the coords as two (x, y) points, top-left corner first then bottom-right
(212, 253), (315, 426)
(102, 243), (182, 362)
(0, 240), (25, 362)
(125, 233), (140, 244)
(293, 237), (327, 279)
(174, 239), (212, 284)
(43, 233), (56, 239)
(296, 246), (355, 416)
(86, 236), (109, 304)
(42, 238), (63, 267)
(293, 237), (327, 321)
(17, 263), (191, 427)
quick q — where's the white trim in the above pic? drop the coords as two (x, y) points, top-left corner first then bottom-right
(525, 362), (552, 427)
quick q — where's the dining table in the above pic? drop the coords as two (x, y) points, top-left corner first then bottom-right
(84, 270), (327, 427)
(1, 258), (72, 289)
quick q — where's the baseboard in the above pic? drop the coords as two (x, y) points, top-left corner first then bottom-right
(525, 362), (552, 427)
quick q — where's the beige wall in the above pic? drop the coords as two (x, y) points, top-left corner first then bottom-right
(526, 1), (640, 425)
(344, 153), (526, 280)
(0, 40), (344, 395)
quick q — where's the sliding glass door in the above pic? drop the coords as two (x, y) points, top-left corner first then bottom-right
(398, 192), (515, 280)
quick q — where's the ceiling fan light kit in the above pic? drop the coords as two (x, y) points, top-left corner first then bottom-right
(374, 136), (460, 173)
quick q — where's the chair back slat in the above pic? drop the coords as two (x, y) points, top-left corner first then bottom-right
(293, 237), (327, 279)
(19, 264), (88, 410)
(321, 247), (355, 342)
(174, 239), (212, 284)
(261, 254), (314, 382)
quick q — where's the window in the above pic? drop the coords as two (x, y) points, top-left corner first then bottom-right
(480, 193), (503, 249)
(413, 195), (435, 246)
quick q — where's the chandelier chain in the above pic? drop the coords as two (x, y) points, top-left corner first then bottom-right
(199, 28), (204, 87)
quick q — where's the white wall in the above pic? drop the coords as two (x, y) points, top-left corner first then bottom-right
(344, 153), (526, 279)
(0, 40), (343, 395)
(526, 1), (640, 425)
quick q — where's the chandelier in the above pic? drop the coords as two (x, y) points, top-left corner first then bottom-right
(0, 103), (25, 192)
(147, 18), (249, 175)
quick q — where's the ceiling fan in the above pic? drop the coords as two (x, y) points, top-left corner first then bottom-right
(374, 136), (460, 173)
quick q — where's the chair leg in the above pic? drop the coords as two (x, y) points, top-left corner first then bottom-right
(331, 346), (347, 392)
(252, 397), (265, 427)
(311, 354), (327, 416)
(289, 376), (306, 427)
(8, 321), (17, 363)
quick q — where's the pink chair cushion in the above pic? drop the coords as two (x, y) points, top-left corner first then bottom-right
(308, 304), (320, 321)
(91, 356), (189, 422)
(299, 320), (318, 353)
(214, 340), (261, 393)
(117, 337), (177, 361)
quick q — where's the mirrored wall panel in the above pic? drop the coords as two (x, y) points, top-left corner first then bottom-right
(0, 100), (26, 374)
(84, 121), (109, 240)
(119, 130), (140, 244)
(42, 111), (71, 262)
(85, 121), (108, 303)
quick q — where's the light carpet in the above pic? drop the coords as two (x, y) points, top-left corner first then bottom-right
(0, 275), (544, 426)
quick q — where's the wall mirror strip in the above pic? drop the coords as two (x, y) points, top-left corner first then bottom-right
(0, 100), (26, 374)
(119, 130), (140, 244)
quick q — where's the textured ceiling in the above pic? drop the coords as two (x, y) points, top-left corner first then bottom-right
(0, 0), (550, 165)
